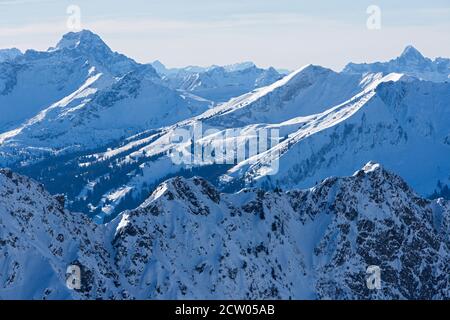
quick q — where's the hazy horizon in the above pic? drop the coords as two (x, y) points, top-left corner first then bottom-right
(1, 0), (449, 71)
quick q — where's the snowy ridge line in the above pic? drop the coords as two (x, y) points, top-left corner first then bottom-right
(1, 164), (449, 299)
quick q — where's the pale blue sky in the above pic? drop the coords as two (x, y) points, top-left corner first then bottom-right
(1, 0), (449, 70)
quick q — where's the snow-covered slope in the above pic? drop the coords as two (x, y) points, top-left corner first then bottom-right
(0, 66), (209, 161)
(344, 46), (450, 82)
(0, 168), (119, 299)
(0, 31), (211, 163)
(50, 65), (406, 219)
(221, 77), (450, 195)
(193, 64), (378, 125)
(12, 58), (449, 220)
(1, 164), (449, 299)
(3, 45), (450, 221)
(0, 30), (143, 131)
(114, 68), (450, 199)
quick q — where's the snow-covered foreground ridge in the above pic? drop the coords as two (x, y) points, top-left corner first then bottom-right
(55, 63), (450, 220)
(1, 164), (449, 299)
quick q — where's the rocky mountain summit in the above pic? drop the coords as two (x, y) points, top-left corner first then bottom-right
(1, 163), (448, 299)
(344, 45), (450, 82)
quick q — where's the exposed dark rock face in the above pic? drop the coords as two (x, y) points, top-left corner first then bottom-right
(0, 163), (448, 299)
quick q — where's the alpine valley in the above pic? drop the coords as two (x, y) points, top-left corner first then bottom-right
(0, 30), (449, 300)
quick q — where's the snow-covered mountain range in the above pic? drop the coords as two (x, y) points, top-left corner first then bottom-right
(28, 63), (446, 220)
(0, 31), (285, 163)
(1, 164), (448, 299)
(2, 35), (448, 222)
(151, 60), (258, 76)
(0, 31), (449, 300)
(344, 45), (450, 82)
(0, 30), (211, 159)
(152, 60), (284, 103)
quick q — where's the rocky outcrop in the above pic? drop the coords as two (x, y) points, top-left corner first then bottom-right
(0, 163), (448, 299)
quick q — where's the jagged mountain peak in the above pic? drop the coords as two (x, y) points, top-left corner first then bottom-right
(396, 45), (431, 66)
(138, 162), (409, 220)
(138, 176), (221, 211)
(1, 164), (449, 299)
(152, 59), (165, 67)
(108, 163), (449, 299)
(274, 64), (336, 87)
(400, 45), (425, 60)
(150, 60), (167, 74)
(343, 45), (448, 82)
(0, 48), (23, 62)
(290, 64), (334, 79)
(223, 61), (256, 72)
(194, 63), (353, 125)
(51, 29), (109, 52)
(309, 161), (414, 202)
(46, 29), (144, 76)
